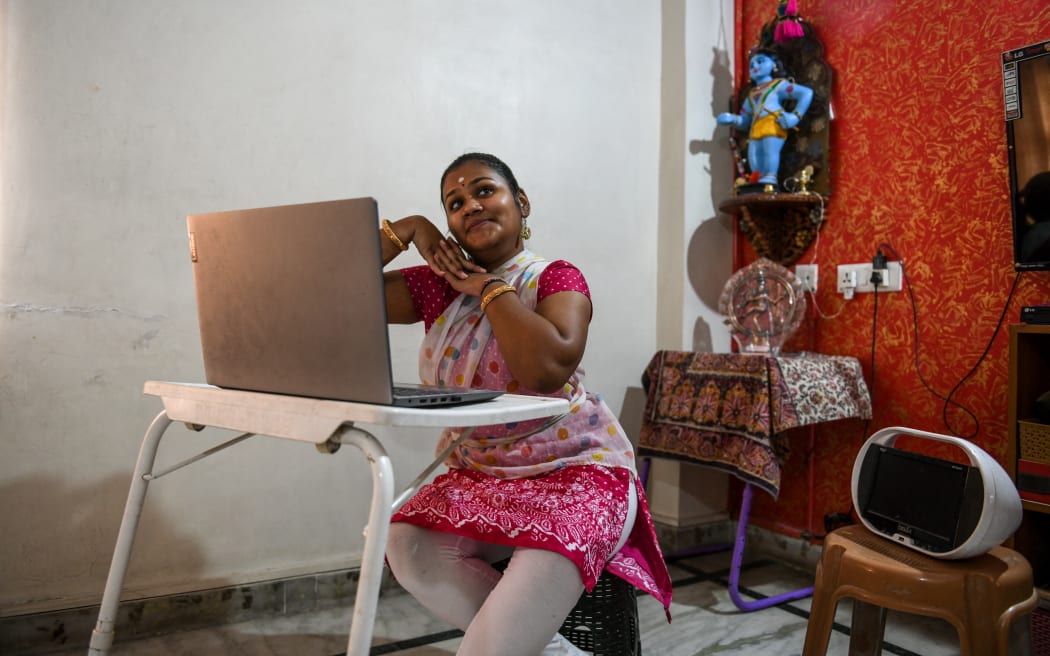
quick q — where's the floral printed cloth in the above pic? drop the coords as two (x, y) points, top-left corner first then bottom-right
(639, 351), (871, 498)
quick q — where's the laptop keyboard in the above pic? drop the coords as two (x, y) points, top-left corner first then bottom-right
(389, 383), (503, 406)
(392, 385), (449, 397)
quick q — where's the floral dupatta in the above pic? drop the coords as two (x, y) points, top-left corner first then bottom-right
(419, 249), (554, 395)
(417, 249), (637, 478)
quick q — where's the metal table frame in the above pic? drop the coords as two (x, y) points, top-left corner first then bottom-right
(638, 351), (872, 612)
(641, 455), (814, 611)
(88, 382), (568, 656)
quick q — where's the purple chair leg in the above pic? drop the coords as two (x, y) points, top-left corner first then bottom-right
(639, 456), (732, 558)
(641, 456), (814, 610)
(727, 483), (814, 611)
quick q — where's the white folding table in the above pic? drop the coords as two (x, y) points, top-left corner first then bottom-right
(88, 381), (569, 656)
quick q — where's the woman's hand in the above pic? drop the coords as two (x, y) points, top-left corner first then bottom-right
(401, 216), (486, 281)
(442, 271), (510, 298)
(396, 215), (443, 261)
(389, 215), (483, 277)
(431, 237), (488, 282)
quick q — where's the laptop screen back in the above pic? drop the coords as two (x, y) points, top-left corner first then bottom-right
(187, 197), (397, 403)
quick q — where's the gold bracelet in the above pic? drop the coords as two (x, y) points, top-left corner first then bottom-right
(480, 284), (517, 312)
(381, 219), (408, 251)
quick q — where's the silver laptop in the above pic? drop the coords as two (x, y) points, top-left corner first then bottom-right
(186, 197), (502, 406)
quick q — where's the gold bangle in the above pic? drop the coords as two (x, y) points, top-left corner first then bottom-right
(480, 284), (517, 312)
(381, 219), (408, 251)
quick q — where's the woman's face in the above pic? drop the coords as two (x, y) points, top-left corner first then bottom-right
(441, 160), (527, 265)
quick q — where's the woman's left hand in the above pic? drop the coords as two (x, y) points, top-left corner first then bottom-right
(442, 270), (506, 298)
(430, 237), (487, 281)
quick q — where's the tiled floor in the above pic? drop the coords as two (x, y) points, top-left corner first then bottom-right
(34, 548), (973, 656)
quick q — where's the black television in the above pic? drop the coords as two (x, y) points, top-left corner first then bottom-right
(853, 427), (1022, 559)
(855, 445), (980, 554)
(1003, 39), (1050, 271)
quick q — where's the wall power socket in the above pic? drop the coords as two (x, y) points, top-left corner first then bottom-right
(795, 264), (818, 292)
(836, 261), (903, 295)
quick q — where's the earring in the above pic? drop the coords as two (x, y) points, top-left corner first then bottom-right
(520, 217), (532, 240)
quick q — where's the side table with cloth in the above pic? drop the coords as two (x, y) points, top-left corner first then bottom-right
(638, 351), (872, 610)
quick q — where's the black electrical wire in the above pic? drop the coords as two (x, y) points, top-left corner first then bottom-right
(878, 241), (1021, 439)
(940, 271), (1021, 438)
(870, 276), (879, 408)
(862, 269), (878, 446)
(817, 253), (885, 538)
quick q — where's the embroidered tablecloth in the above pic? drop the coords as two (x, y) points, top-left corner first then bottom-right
(638, 351), (872, 499)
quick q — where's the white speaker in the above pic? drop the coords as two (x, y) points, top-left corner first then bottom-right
(851, 427), (1022, 559)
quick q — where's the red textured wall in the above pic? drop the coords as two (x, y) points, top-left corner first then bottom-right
(732, 0), (1050, 538)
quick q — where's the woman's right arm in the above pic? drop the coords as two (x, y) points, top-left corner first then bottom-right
(380, 215), (432, 265)
(381, 216), (433, 324)
(383, 270), (417, 324)
(380, 215), (482, 324)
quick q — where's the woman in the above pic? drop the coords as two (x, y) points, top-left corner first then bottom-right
(380, 153), (671, 656)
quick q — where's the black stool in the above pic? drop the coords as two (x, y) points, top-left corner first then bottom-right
(493, 559), (640, 655)
(559, 569), (641, 656)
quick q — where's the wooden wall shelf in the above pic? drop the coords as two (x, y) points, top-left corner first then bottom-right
(719, 193), (826, 266)
(1006, 323), (1050, 596)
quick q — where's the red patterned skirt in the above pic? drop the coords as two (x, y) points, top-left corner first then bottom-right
(392, 465), (673, 613)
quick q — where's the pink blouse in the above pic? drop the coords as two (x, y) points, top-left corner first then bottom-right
(400, 260), (590, 331)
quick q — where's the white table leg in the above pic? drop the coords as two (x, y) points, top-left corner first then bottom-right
(332, 425), (394, 656)
(88, 411), (173, 655)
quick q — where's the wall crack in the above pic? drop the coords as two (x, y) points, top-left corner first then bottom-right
(1, 302), (166, 321)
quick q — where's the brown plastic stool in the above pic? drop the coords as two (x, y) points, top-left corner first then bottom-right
(802, 524), (1038, 656)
